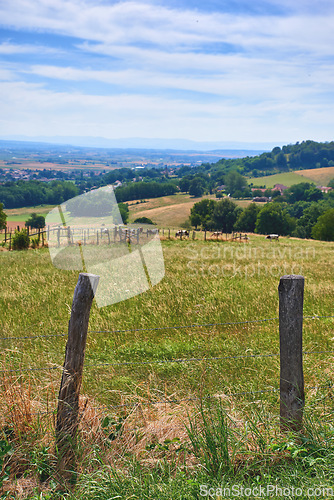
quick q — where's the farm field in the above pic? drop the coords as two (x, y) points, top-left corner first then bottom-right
(0, 160), (120, 171)
(2, 194), (250, 232)
(248, 171), (315, 187)
(293, 166), (334, 186)
(0, 235), (334, 497)
(128, 193), (251, 227)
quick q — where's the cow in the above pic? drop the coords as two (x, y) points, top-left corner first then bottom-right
(175, 230), (189, 238)
(266, 234), (279, 240)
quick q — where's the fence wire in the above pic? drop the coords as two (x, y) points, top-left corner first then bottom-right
(0, 314), (332, 343)
(1, 349), (334, 374)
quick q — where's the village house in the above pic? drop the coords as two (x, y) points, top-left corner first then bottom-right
(316, 185), (332, 193)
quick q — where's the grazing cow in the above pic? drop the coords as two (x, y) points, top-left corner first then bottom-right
(266, 234), (279, 240)
(175, 230), (189, 238)
(211, 231), (223, 238)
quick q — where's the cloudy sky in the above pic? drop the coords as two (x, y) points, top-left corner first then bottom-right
(0, 0), (333, 147)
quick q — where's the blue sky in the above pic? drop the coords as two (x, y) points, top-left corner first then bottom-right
(0, 0), (333, 146)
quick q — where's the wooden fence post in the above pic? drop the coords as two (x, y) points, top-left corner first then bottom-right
(56, 273), (99, 481)
(278, 275), (305, 431)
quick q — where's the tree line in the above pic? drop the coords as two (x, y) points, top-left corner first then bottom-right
(190, 182), (334, 241)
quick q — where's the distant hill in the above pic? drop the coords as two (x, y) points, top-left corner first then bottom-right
(0, 135), (279, 152)
(207, 140), (334, 178)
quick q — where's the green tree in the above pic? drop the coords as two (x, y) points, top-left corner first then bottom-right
(189, 177), (205, 197)
(179, 177), (191, 193)
(311, 209), (334, 241)
(275, 152), (288, 170)
(255, 203), (295, 235)
(0, 202), (6, 230)
(118, 203), (129, 224)
(190, 199), (216, 230)
(292, 203), (324, 239)
(225, 171), (250, 197)
(234, 203), (260, 232)
(212, 198), (241, 232)
(25, 213), (45, 229)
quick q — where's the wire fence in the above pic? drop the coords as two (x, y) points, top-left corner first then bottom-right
(0, 314), (333, 411)
(1, 314), (333, 342)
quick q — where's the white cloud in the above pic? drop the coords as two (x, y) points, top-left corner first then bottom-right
(0, 42), (63, 55)
(0, 79), (333, 143)
(0, 0), (334, 143)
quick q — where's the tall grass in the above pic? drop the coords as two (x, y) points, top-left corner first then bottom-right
(0, 235), (333, 497)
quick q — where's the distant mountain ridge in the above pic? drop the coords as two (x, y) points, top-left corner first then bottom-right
(0, 135), (282, 152)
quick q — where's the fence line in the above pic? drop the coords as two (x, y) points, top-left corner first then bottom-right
(31, 381), (334, 417)
(1, 314), (332, 343)
(2, 348), (334, 374)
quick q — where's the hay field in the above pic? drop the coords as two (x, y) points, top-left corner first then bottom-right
(293, 166), (334, 186)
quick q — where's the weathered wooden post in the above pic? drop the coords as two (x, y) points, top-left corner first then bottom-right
(204, 230), (206, 241)
(9, 231), (11, 251)
(4, 226), (6, 242)
(56, 273), (99, 482)
(279, 275), (305, 431)
(192, 230), (195, 240)
(168, 228), (170, 239)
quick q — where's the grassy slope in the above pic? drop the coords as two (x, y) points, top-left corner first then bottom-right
(128, 194), (252, 227)
(4, 204), (55, 222)
(1, 237), (334, 497)
(248, 171), (315, 187)
(294, 166), (334, 186)
(1, 236), (333, 403)
(248, 166), (334, 188)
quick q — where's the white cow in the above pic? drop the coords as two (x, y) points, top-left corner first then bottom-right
(266, 234), (279, 240)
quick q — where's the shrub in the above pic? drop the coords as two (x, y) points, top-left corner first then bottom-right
(31, 237), (40, 249)
(134, 217), (155, 225)
(12, 229), (30, 250)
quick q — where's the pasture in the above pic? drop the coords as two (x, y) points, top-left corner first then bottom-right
(0, 235), (334, 498)
(294, 166), (334, 186)
(248, 171), (314, 188)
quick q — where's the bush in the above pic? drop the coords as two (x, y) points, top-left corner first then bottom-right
(12, 229), (30, 250)
(134, 217), (155, 225)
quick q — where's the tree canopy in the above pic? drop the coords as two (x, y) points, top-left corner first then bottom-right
(311, 208), (334, 241)
(25, 213), (45, 229)
(0, 202), (6, 230)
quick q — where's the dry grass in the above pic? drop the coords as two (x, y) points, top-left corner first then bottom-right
(294, 166), (334, 186)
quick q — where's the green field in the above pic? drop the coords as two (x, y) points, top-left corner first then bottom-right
(1, 236), (334, 497)
(248, 171), (314, 188)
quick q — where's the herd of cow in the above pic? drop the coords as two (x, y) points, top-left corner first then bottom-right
(174, 230), (279, 240)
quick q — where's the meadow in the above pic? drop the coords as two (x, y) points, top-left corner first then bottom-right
(248, 166), (334, 188)
(248, 171), (315, 188)
(0, 234), (334, 498)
